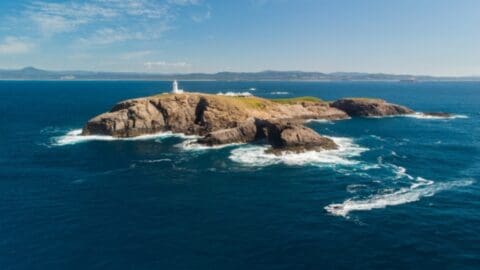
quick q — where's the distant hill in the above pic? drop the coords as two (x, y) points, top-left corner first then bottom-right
(0, 67), (478, 81)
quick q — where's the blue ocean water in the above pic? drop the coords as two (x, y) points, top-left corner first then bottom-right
(0, 81), (479, 269)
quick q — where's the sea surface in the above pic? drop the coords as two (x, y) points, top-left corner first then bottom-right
(1, 81), (479, 269)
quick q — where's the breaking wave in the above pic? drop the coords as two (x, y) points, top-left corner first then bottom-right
(305, 119), (332, 124)
(270, 91), (289, 95)
(325, 178), (474, 217)
(229, 137), (368, 167)
(178, 139), (244, 151)
(367, 113), (468, 120)
(138, 158), (172, 163)
(52, 129), (195, 146)
(404, 112), (468, 120)
(217, 91), (252, 97)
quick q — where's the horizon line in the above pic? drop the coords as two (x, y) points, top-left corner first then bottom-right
(2, 66), (480, 78)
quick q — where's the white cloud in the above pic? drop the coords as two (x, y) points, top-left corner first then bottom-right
(24, 0), (173, 37)
(168, 0), (200, 6)
(144, 61), (192, 69)
(192, 9), (211, 23)
(0, 37), (33, 54)
(26, 1), (118, 35)
(78, 28), (147, 45)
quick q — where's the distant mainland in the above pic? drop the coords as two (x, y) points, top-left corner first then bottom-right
(1, 67), (479, 81)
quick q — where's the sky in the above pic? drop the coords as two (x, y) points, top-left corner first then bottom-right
(0, 0), (479, 76)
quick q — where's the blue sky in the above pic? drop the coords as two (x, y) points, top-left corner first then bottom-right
(0, 0), (478, 76)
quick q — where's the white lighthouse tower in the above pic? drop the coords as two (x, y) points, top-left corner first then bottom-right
(172, 80), (183, 94)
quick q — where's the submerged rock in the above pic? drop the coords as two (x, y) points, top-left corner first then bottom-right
(331, 98), (413, 117)
(422, 112), (453, 118)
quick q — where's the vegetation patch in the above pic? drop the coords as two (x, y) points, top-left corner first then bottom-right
(271, 96), (324, 104)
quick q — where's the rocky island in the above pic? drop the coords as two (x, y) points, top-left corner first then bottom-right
(82, 93), (414, 153)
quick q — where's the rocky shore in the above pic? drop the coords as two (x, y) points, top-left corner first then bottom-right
(82, 93), (415, 153)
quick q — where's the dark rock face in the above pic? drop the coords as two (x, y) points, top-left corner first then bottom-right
(198, 118), (337, 153)
(82, 94), (248, 137)
(197, 118), (258, 145)
(331, 98), (413, 117)
(82, 99), (166, 137)
(259, 120), (337, 153)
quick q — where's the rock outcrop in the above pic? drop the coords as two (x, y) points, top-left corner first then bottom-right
(82, 93), (414, 153)
(331, 98), (413, 117)
(422, 112), (453, 118)
(197, 118), (337, 153)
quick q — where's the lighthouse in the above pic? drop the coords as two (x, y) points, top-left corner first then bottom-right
(172, 80), (183, 94)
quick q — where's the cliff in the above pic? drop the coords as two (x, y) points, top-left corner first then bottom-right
(82, 93), (414, 153)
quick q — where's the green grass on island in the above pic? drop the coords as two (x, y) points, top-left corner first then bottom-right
(270, 96), (324, 104)
(153, 93), (326, 110)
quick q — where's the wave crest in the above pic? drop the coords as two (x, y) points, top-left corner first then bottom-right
(404, 112), (468, 120)
(216, 92), (252, 97)
(52, 129), (196, 146)
(325, 178), (474, 217)
(229, 137), (368, 167)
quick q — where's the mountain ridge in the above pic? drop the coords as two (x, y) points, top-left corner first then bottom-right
(0, 67), (479, 81)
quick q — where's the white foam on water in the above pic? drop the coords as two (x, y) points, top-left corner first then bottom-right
(249, 87), (257, 91)
(229, 137), (368, 167)
(388, 164), (414, 180)
(346, 184), (368, 194)
(305, 119), (332, 124)
(366, 113), (468, 120)
(325, 178), (474, 217)
(270, 91), (289, 95)
(138, 158), (172, 163)
(216, 91), (252, 97)
(403, 112), (468, 120)
(52, 129), (194, 146)
(178, 139), (244, 151)
(369, 135), (386, 141)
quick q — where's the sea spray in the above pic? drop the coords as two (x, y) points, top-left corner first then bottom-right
(52, 129), (198, 146)
(325, 178), (474, 217)
(229, 137), (368, 167)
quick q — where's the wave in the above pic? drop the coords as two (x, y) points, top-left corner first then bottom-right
(305, 119), (332, 124)
(325, 178), (474, 217)
(404, 112), (468, 120)
(138, 158), (172, 163)
(346, 184), (368, 194)
(217, 91), (252, 97)
(229, 137), (368, 167)
(367, 113), (468, 120)
(52, 129), (196, 146)
(177, 139), (244, 151)
(270, 91), (289, 95)
(388, 164), (414, 180)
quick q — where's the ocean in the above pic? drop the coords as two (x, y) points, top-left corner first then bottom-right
(1, 81), (479, 269)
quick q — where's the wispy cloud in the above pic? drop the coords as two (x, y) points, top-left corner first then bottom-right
(192, 9), (211, 23)
(78, 28), (148, 45)
(0, 37), (34, 54)
(168, 0), (201, 6)
(23, 0), (193, 39)
(25, 1), (117, 35)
